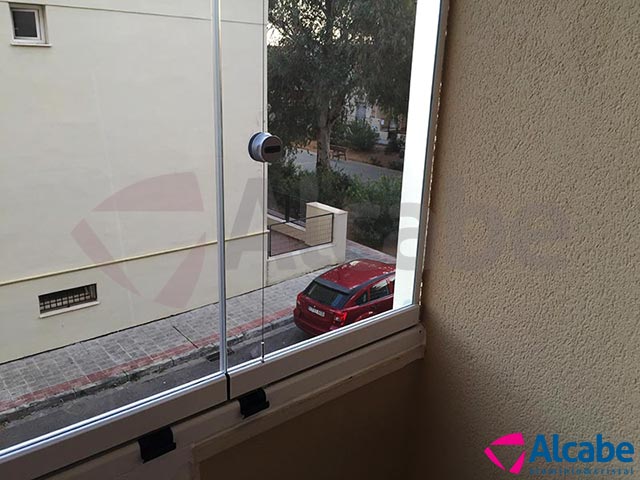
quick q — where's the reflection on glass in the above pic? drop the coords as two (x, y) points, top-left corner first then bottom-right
(0, 2), (225, 450)
(0, 0), (431, 453)
(234, 0), (419, 360)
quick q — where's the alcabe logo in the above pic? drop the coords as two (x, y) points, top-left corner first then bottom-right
(484, 433), (635, 477)
(484, 432), (527, 475)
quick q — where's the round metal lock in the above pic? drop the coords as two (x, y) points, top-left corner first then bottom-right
(248, 132), (283, 163)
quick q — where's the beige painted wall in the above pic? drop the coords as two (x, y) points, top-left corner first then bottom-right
(0, 235), (265, 362)
(0, 0), (267, 280)
(0, 0), (267, 362)
(415, 0), (640, 478)
(199, 1), (639, 479)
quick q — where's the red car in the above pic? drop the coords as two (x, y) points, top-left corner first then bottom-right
(294, 259), (395, 336)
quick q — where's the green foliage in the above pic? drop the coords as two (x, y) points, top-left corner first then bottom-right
(346, 175), (402, 250)
(308, 167), (354, 209)
(267, 0), (416, 162)
(355, 0), (417, 118)
(269, 161), (401, 251)
(389, 158), (404, 171)
(268, 158), (307, 218)
(330, 120), (349, 146)
(269, 159), (354, 218)
(344, 120), (379, 151)
(267, 43), (318, 153)
(269, 157), (300, 191)
(330, 119), (379, 151)
(268, 157), (300, 198)
(385, 133), (405, 153)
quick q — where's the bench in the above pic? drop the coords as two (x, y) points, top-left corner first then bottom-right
(330, 144), (347, 161)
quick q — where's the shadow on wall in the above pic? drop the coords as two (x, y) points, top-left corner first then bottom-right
(199, 363), (422, 480)
(411, 306), (551, 479)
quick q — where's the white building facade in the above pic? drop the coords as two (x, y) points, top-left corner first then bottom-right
(0, 0), (268, 362)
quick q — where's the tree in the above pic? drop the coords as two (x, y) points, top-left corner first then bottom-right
(357, 1), (416, 130)
(268, 0), (416, 169)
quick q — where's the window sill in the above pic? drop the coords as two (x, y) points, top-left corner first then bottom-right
(10, 42), (51, 47)
(43, 325), (425, 479)
(0, 308), (423, 479)
(39, 301), (99, 319)
(194, 324), (426, 464)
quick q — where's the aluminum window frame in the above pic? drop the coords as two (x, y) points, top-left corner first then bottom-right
(9, 4), (46, 44)
(0, 0), (447, 477)
(39, 325), (426, 480)
(226, 0), (447, 396)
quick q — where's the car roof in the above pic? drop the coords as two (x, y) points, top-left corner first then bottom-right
(318, 259), (395, 292)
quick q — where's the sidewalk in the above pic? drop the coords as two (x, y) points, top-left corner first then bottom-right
(0, 241), (393, 423)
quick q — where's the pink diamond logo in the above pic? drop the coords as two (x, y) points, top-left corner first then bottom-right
(484, 433), (527, 475)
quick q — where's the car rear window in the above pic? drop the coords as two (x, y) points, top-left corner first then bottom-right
(305, 281), (349, 308)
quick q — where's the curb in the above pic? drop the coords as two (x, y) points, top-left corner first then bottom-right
(0, 316), (294, 425)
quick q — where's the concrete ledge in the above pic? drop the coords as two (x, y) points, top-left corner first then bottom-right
(267, 202), (348, 285)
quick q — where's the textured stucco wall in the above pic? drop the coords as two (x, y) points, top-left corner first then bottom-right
(199, 2), (639, 479)
(416, 0), (640, 478)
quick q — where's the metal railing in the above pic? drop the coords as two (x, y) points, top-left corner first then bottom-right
(268, 189), (314, 223)
(268, 213), (334, 257)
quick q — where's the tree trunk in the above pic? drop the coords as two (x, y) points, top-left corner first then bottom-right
(316, 124), (332, 170)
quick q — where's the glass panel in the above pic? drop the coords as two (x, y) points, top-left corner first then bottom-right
(0, 2), (224, 450)
(226, 0), (430, 365)
(370, 280), (391, 302)
(355, 291), (368, 306)
(12, 10), (38, 39)
(212, 0), (270, 368)
(305, 281), (350, 309)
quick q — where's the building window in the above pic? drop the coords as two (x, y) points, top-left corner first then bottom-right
(39, 284), (98, 314)
(10, 4), (46, 44)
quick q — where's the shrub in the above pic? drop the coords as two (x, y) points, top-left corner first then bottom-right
(346, 175), (402, 250)
(268, 157), (305, 218)
(298, 167), (353, 210)
(389, 158), (404, 171)
(268, 156), (299, 191)
(269, 155), (401, 252)
(269, 158), (354, 217)
(345, 120), (379, 151)
(385, 133), (405, 153)
(330, 121), (349, 146)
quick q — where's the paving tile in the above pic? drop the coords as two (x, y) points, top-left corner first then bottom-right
(0, 241), (394, 419)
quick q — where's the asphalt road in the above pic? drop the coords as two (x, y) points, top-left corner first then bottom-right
(0, 319), (309, 450)
(294, 150), (402, 182)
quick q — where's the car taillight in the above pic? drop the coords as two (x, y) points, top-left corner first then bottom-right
(333, 311), (347, 327)
(296, 293), (302, 306)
